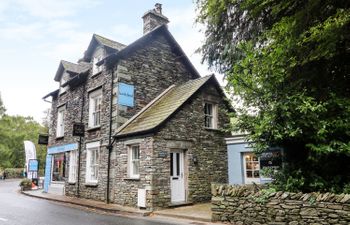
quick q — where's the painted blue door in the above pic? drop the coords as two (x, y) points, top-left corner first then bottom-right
(44, 154), (52, 193)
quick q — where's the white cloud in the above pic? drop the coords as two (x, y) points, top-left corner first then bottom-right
(110, 24), (141, 44)
(13, 0), (101, 19)
(0, 22), (45, 41)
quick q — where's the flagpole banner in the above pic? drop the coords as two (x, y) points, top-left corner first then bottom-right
(24, 141), (37, 179)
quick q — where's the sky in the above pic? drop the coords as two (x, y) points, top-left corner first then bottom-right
(0, 0), (217, 123)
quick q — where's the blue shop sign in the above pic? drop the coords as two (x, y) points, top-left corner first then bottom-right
(28, 159), (39, 172)
(118, 83), (134, 107)
(48, 143), (78, 154)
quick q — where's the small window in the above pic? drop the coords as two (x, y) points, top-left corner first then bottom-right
(204, 102), (218, 129)
(128, 145), (140, 179)
(86, 142), (100, 184)
(56, 106), (65, 137)
(92, 56), (103, 75)
(88, 89), (102, 128)
(243, 152), (260, 184)
(68, 150), (78, 183)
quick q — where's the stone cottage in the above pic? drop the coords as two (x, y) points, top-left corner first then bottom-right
(43, 4), (231, 210)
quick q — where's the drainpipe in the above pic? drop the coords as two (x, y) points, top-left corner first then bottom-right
(106, 64), (117, 204)
(77, 79), (86, 198)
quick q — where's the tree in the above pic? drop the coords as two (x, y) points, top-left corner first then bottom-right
(0, 92), (5, 117)
(196, 0), (350, 192)
(0, 114), (47, 170)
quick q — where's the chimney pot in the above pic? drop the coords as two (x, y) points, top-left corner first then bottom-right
(154, 3), (162, 14)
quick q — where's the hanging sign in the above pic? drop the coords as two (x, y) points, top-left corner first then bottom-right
(73, 122), (85, 136)
(38, 134), (49, 145)
(118, 83), (134, 107)
(28, 159), (39, 172)
(260, 149), (282, 170)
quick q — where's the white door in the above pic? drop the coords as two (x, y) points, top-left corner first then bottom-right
(170, 150), (185, 203)
(243, 152), (260, 184)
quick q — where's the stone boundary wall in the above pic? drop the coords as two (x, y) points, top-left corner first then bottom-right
(211, 184), (350, 225)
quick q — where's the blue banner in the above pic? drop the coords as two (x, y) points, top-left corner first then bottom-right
(48, 143), (78, 154)
(28, 159), (39, 172)
(44, 155), (52, 193)
(118, 83), (134, 107)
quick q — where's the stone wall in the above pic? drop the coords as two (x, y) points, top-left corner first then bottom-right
(150, 82), (230, 209)
(212, 184), (350, 225)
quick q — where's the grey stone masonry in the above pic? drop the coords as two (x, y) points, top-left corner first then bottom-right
(112, 81), (230, 210)
(211, 184), (350, 225)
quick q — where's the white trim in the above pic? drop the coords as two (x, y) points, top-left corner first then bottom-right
(68, 150), (77, 183)
(225, 134), (251, 144)
(88, 88), (102, 128)
(86, 141), (100, 149)
(128, 145), (140, 179)
(56, 106), (65, 137)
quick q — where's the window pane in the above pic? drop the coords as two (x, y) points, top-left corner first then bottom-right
(246, 170), (253, 178)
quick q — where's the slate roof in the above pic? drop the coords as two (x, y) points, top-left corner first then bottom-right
(115, 75), (214, 138)
(82, 34), (126, 61)
(100, 25), (200, 79)
(93, 34), (126, 51)
(54, 60), (90, 81)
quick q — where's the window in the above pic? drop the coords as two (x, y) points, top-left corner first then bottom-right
(204, 102), (218, 129)
(92, 56), (103, 75)
(86, 142), (100, 184)
(59, 73), (68, 94)
(243, 152), (260, 184)
(68, 150), (78, 183)
(128, 145), (140, 179)
(52, 153), (68, 181)
(88, 89), (102, 128)
(56, 106), (65, 137)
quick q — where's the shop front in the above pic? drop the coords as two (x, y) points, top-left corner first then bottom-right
(44, 143), (78, 193)
(226, 134), (282, 185)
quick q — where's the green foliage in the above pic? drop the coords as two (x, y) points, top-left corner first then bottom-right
(3, 168), (24, 179)
(19, 178), (32, 188)
(197, 0), (350, 192)
(0, 100), (47, 170)
(253, 187), (277, 204)
(0, 93), (5, 118)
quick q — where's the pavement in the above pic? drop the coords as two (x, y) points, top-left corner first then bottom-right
(22, 188), (214, 223)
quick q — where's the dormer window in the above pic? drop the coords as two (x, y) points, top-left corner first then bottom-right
(59, 73), (68, 94)
(92, 55), (103, 75)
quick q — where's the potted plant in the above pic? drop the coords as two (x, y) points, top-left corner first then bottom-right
(19, 178), (32, 191)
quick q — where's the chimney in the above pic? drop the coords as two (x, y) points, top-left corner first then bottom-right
(142, 3), (169, 34)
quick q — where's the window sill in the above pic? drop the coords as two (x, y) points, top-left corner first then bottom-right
(55, 136), (64, 140)
(124, 177), (140, 181)
(204, 127), (220, 131)
(84, 182), (98, 187)
(87, 126), (101, 132)
(91, 71), (102, 78)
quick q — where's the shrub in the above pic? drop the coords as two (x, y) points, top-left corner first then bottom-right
(4, 168), (24, 178)
(19, 179), (32, 188)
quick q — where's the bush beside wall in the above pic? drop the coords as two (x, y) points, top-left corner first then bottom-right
(212, 184), (350, 225)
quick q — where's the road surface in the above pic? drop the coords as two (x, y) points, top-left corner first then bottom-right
(0, 179), (202, 225)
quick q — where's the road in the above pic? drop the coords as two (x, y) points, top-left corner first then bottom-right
(0, 179), (199, 225)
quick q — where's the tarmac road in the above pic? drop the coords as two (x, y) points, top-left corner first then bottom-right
(0, 179), (198, 225)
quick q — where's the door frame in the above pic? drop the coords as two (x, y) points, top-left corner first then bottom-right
(170, 149), (187, 203)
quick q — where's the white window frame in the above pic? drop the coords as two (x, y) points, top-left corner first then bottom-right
(86, 141), (100, 184)
(68, 150), (78, 183)
(88, 89), (102, 128)
(56, 105), (65, 137)
(204, 102), (218, 129)
(128, 145), (140, 179)
(92, 55), (103, 75)
(243, 152), (260, 184)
